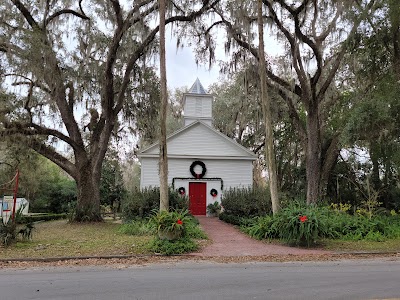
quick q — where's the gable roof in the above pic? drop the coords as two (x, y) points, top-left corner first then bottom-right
(138, 121), (257, 160)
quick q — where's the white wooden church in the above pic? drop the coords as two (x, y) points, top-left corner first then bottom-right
(138, 79), (256, 215)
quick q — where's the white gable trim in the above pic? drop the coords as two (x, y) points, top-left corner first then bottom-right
(138, 121), (257, 159)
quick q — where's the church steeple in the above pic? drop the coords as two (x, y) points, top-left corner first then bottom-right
(183, 79), (213, 127)
(189, 78), (207, 94)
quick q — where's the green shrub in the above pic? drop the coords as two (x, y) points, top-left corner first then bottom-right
(184, 217), (208, 239)
(122, 188), (188, 220)
(20, 213), (67, 223)
(151, 209), (191, 240)
(335, 215), (400, 241)
(221, 187), (271, 217)
(1, 206), (38, 246)
(118, 219), (155, 236)
(0, 221), (17, 247)
(147, 210), (205, 255)
(219, 212), (253, 226)
(241, 215), (278, 240)
(364, 231), (386, 242)
(382, 217), (400, 238)
(148, 237), (198, 255)
(31, 178), (77, 214)
(207, 201), (221, 215)
(237, 200), (400, 245)
(17, 223), (35, 241)
(270, 201), (332, 246)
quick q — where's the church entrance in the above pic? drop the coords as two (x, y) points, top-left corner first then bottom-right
(189, 182), (206, 215)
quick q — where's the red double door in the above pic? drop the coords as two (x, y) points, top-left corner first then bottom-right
(189, 182), (206, 215)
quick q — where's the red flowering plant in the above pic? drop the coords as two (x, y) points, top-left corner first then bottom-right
(275, 202), (327, 247)
(299, 215), (308, 223)
(151, 209), (190, 240)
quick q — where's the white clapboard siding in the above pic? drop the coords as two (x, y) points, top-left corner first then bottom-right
(143, 122), (252, 157)
(140, 158), (159, 188)
(140, 157), (253, 190)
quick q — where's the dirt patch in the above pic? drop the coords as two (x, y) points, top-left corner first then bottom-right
(1, 253), (399, 269)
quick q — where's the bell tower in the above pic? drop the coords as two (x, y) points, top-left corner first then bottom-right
(183, 78), (213, 127)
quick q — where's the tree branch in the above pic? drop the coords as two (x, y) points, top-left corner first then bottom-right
(214, 13), (302, 97)
(262, 0), (309, 99)
(114, 0), (222, 114)
(8, 76), (51, 94)
(317, 0), (376, 103)
(0, 41), (24, 55)
(271, 84), (307, 145)
(109, 0), (123, 28)
(45, 9), (90, 27)
(11, 0), (39, 28)
(170, 0), (185, 14)
(29, 139), (76, 179)
(2, 121), (81, 151)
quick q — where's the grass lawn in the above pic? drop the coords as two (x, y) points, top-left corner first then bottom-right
(0, 220), (152, 259)
(256, 237), (400, 253)
(322, 239), (400, 253)
(2, 219), (400, 260)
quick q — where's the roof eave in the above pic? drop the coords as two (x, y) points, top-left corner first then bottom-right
(138, 153), (257, 160)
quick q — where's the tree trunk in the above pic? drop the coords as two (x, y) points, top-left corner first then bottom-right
(389, 0), (400, 80)
(74, 161), (102, 222)
(319, 135), (340, 198)
(159, 0), (169, 211)
(370, 141), (381, 192)
(258, 0), (280, 214)
(306, 108), (322, 204)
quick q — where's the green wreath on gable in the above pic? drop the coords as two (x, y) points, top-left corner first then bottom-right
(190, 161), (207, 179)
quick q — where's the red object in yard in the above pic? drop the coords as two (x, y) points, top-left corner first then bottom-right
(189, 182), (206, 215)
(299, 215), (308, 223)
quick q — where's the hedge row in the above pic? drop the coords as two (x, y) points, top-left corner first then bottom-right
(221, 187), (271, 217)
(122, 187), (188, 220)
(19, 213), (67, 223)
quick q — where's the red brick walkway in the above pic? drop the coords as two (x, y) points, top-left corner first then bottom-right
(191, 216), (330, 257)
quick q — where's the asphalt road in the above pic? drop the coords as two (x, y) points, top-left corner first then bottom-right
(1, 259), (400, 300)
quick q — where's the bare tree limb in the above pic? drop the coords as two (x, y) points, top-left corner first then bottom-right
(79, 0), (86, 16)
(45, 9), (90, 27)
(25, 82), (33, 121)
(262, 0), (310, 100)
(317, 0), (376, 103)
(213, 13), (302, 97)
(0, 42), (24, 54)
(29, 139), (76, 178)
(110, 0), (123, 28)
(2, 121), (81, 151)
(11, 0), (39, 28)
(9, 78), (51, 94)
(170, 0), (185, 13)
(114, 0), (222, 115)
(270, 83), (307, 145)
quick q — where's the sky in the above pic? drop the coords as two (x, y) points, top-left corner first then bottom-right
(165, 35), (222, 92)
(164, 32), (284, 93)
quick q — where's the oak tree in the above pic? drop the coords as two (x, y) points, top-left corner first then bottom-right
(0, 0), (218, 221)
